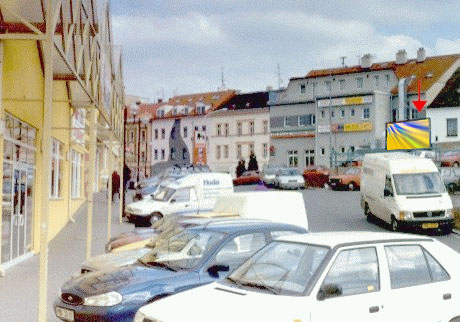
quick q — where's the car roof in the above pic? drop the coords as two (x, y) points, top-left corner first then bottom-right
(279, 231), (433, 248)
(187, 219), (306, 234)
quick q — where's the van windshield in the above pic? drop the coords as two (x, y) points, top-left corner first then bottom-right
(393, 172), (445, 195)
(153, 187), (176, 201)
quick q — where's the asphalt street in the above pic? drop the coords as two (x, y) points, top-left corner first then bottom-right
(235, 184), (460, 253)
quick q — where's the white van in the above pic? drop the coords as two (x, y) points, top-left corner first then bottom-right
(125, 172), (234, 225)
(360, 152), (454, 233)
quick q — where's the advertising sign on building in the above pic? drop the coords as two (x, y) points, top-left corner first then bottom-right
(71, 108), (86, 144)
(317, 95), (373, 108)
(344, 122), (373, 132)
(193, 130), (207, 164)
(317, 125), (331, 133)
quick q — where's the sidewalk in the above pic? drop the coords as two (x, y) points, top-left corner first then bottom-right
(0, 192), (133, 322)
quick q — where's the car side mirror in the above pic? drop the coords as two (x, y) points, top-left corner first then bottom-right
(317, 283), (343, 301)
(170, 198), (176, 203)
(207, 264), (230, 278)
(384, 189), (392, 197)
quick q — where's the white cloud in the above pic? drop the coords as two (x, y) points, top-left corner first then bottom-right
(433, 38), (460, 55)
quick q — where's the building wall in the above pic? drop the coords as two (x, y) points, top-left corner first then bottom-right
(427, 107), (460, 146)
(2, 40), (86, 249)
(207, 108), (270, 176)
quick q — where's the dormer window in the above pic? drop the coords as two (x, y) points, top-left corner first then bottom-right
(157, 110), (164, 118)
(196, 106), (206, 114)
(183, 107), (189, 115)
(172, 108), (177, 116)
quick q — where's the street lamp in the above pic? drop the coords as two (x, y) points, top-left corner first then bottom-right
(130, 102), (140, 182)
(139, 115), (150, 180)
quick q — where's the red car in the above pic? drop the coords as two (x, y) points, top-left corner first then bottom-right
(233, 171), (261, 185)
(440, 152), (460, 167)
(303, 166), (330, 188)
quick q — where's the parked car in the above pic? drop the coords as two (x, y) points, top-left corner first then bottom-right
(261, 168), (279, 186)
(361, 153), (454, 234)
(274, 168), (305, 189)
(440, 151), (460, 167)
(303, 166), (330, 188)
(54, 220), (306, 322)
(328, 167), (361, 191)
(135, 231), (460, 322)
(440, 167), (460, 193)
(232, 171), (260, 185)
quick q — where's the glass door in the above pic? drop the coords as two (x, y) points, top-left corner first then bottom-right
(1, 163), (12, 264)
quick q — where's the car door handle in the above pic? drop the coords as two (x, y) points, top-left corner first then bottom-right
(369, 306), (379, 313)
(443, 293), (451, 300)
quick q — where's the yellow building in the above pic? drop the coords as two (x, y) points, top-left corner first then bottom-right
(0, 0), (125, 282)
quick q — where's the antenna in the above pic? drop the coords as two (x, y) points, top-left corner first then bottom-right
(340, 56), (347, 67)
(277, 63), (282, 89)
(220, 65), (225, 90)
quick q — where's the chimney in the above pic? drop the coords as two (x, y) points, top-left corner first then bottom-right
(361, 54), (372, 68)
(396, 49), (407, 64)
(417, 47), (426, 63)
(158, 98), (163, 103)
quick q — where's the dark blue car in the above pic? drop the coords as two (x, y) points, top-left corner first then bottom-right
(54, 220), (306, 322)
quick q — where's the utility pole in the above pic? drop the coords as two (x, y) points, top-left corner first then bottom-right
(277, 63), (282, 89)
(340, 56), (346, 67)
(220, 65), (225, 90)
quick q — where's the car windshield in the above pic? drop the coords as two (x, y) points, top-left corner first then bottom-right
(264, 169), (277, 175)
(393, 172), (445, 195)
(279, 169), (299, 176)
(344, 168), (360, 175)
(153, 187), (176, 201)
(227, 241), (329, 296)
(139, 230), (225, 270)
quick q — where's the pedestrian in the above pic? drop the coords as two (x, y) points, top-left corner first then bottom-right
(122, 164), (131, 215)
(236, 159), (246, 177)
(112, 171), (120, 201)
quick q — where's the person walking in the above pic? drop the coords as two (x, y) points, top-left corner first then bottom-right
(111, 171), (121, 201)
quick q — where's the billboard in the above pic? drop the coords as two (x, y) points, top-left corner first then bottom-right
(386, 118), (431, 151)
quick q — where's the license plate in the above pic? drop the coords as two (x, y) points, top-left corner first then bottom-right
(55, 307), (74, 321)
(422, 223), (439, 229)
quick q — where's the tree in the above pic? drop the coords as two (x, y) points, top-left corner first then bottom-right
(248, 152), (259, 171)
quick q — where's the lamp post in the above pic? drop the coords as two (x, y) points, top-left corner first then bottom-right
(139, 115), (150, 180)
(130, 102), (140, 182)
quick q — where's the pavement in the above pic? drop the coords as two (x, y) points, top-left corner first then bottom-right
(0, 192), (134, 322)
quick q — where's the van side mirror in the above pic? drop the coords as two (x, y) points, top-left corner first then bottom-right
(317, 283), (342, 301)
(384, 189), (392, 197)
(207, 264), (230, 278)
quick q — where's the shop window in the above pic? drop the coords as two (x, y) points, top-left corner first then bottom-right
(71, 150), (82, 198)
(50, 138), (63, 198)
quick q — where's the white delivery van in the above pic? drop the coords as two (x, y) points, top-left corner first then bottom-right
(125, 172), (234, 225)
(212, 191), (308, 230)
(360, 152), (454, 233)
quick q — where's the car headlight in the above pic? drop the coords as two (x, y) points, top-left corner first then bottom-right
(399, 211), (411, 221)
(445, 209), (453, 218)
(83, 291), (122, 306)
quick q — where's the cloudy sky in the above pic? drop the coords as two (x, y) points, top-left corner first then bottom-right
(111, 0), (460, 101)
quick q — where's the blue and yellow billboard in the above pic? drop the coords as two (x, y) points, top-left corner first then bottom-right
(386, 118), (431, 150)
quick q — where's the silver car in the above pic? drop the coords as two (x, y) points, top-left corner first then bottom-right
(274, 168), (305, 189)
(261, 168), (279, 186)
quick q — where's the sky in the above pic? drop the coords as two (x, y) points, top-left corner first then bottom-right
(110, 0), (460, 102)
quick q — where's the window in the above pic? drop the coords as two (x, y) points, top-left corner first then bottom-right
(331, 110), (335, 118)
(224, 123), (229, 136)
(129, 130), (134, 143)
(447, 118), (458, 137)
(154, 129), (158, 140)
(263, 143), (268, 158)
(288, 150), (298, 167)
(363, 108), (370, 119)
(321, 147), (325, 156)
(161, 128), (165, 139)
(305, 149), (314, 166)
(224, 145), (229, 158)
(285, 116), (298, 127)
(217, 124), (222, 136)
(171, 188), (190, 203)
(154, 149), (158, 160)
(350, 146), (355, 152)
(216, 145), (221, 160)
(172, 108), (177, 116)
(237, 122), (242, 136)
(263, 120), (268, 134)
(350, 108), (355, 117)
(183, 107), (189, 115)
(195, 126), (198, 131)
(161, 149), (165, 160)
(249, 121), (254, 135)
(197, 106), (205, 114)
(321, 247), (379, 297)
(356, 77), (364, 89)
(71, 150), (82, 198)
(312, 82), (318, 97)
(374, 75), (380, 87)
(50, 139), (63, 198)
(202, 125), (206, 131)
(386, 74), (390, 87)
(312, 114), (316, 125)
(340, 109), (345, 118)
(237, 144), (242, 159)
(183, 126), (188, 138)
(299, 114), (313, 127)
(321, 110), (325, 119)
(170, 147), (176, 160)
(214, 233), (267, 272)
(249, 143), (254, 154)
(325, 81), (332, 92)
(141, 151), (145, 162)
(339, 79), (345, 91)
(300, 84), (306, 94)
(385, 245), (449, 289)
(270, 231), (302, 239)
(340, 147), (345, 153)
(182, 148), (188, 160)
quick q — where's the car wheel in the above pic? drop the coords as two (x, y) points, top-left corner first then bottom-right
(391, 216), (399, 232)
(454, 162), (459, 168)
(348, 182), (356, 191)
(448, 183), (456, 194)
(364, 202), (371, 217)
(442, 226), (453, 235)
(150, 212), (163, 225)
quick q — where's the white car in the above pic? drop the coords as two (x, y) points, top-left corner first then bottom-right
(261, 168), (279, 186)
(135, 231), (460, 322)
(274, 168), (305, 189)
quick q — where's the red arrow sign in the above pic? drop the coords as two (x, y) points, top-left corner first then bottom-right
(412, 79), (427, 112)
